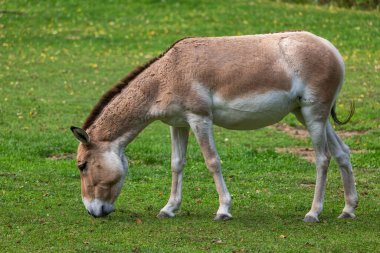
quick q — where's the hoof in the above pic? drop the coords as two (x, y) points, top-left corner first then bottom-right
(303, 215), (319, 223)
(214, 213), (232, 221)
(157, 211), (174, 219)
(338, 212), (356, 219)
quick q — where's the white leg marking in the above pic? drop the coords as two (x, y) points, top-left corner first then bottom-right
(158, 127), (189, 218)
(326, 123), (358, 218)
(301, 106), (330, 222)
(187, 114), (232, 221)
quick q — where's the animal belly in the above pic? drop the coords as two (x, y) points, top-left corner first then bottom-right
(212, 91), (296, 130)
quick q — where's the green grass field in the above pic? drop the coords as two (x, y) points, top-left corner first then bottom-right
(1, 0), (379, 252)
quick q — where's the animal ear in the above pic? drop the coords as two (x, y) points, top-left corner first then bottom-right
(70, 126), (91, 145)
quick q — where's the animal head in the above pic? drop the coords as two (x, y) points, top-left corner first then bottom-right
(70, 126), (128, 217)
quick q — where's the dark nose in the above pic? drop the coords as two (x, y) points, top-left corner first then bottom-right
(87, 205), (112, 218)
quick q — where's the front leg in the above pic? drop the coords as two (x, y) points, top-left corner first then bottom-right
(158, 126), (189, 218)
(188, 114), (232, 221)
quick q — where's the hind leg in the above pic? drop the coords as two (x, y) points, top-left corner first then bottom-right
(326, 123), (358, 218)
(295, 107), (331, 222)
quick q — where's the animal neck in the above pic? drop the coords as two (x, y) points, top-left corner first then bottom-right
(86, 71), (160, 146)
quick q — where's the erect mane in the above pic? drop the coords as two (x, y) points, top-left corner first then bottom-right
(82, 37), (190, 130)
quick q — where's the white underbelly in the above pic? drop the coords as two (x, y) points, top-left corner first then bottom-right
(212, 91), (298, 130)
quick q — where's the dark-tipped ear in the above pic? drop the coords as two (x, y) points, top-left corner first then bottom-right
(70, 126), (91, 145)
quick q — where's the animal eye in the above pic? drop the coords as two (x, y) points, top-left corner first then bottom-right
(78, 162), (87, 172)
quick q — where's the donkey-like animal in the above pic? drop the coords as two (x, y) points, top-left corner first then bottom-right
(71, 31), (357, 222)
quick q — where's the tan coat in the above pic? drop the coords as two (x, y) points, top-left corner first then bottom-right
(85, 31), (343, 141)
(72, 31), (357, 221)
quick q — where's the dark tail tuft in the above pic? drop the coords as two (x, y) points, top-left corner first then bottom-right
(331, 101), (355, 125)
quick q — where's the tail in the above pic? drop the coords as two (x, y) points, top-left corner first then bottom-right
(330, 101), (355, 125)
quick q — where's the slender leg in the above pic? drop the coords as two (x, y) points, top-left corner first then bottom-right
(326, 123), (358, 218)
(187, 114), (232, 220)
(157, 126), (189, 218)
(301, 106), (331, 222)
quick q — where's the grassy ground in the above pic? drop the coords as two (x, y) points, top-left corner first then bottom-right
(1, 0), (379, 252)
(278, 0), (380, 10)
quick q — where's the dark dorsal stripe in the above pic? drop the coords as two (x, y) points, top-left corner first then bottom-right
(82, 37), (190, 130)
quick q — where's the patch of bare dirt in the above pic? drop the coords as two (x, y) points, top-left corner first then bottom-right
(337, 130), (368, 138)
(300, 183), (315, 188)
(273, 123), (367, 139)
(274, 123), (309, 139)
(275, 147), (368, 163)
(275, 147), (316, 163)
(47, 153), (75, 160)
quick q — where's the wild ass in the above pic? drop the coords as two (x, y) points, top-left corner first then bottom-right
(71, 31), (357, 222)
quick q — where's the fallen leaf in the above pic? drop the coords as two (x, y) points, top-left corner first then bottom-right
(212, 238), (223, 244)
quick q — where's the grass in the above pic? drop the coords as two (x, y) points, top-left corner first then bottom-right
(277, 0), (380, 10)
(0, 0), (379, 252)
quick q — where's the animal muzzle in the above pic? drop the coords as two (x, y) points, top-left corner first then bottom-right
(82, 198), (115, 218)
